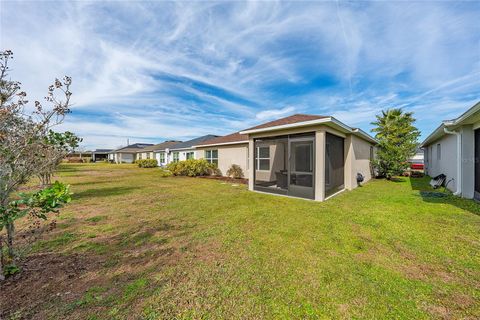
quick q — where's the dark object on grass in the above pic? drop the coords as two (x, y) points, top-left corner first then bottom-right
(356, 173), (364, 184)
(430, 174), (446, 189)
(420, 191), (448, 198)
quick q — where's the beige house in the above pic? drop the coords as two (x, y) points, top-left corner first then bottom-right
(235, 114), (377, 201)
(421, 101), (480, 200)
(195, 132), (249, 177)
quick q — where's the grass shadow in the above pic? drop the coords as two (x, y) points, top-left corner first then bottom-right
(71, 180), (114, 187)
(410, 176), (480, 216)
(73, 187), (137, 200)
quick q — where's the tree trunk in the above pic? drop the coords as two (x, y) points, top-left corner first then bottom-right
(6, 222), (15, 260)
(39, 173), (52, 187)
(0, 236), (5, 281)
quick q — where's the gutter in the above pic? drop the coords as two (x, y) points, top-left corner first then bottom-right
(444, 127), (462, 196)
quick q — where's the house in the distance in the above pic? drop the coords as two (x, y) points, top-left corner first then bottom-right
(421, 101), (480, 200)
(163, 135), (220, 164)
(92, 149), (113, 162)
(237, 114), (377, 201)
(136, 141), (181, 162)
(109, 143), (153, 164)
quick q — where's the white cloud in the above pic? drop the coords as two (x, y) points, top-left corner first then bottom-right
(256, 106), (296, 121)
(1, 1), (479, 147)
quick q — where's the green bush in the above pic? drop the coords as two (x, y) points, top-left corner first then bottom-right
(136, 159), (158, 168)
(166, 159), (217, 177)
(226, 164), (244, 179)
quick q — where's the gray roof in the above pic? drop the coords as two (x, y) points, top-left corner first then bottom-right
(169, 135), (220, 150)
(93, 149), (113, 153)
(112, 143), (153, 153)
(141, 141), (182, 152)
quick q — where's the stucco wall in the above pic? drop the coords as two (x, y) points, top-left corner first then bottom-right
(197, 144), (249, 178)
(424, 133), (458, 192)
(351, 135), (374, 183)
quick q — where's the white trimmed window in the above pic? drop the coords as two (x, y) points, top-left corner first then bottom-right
(159, 152), (165, 163)
(205, 150), (218, 165)
(173, 152), (180, 162)
(186, 152), (194, 160)
(256, 146), (270, 170)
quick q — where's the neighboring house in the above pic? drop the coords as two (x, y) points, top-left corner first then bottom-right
(195, 132), (249, 177)
(420, 101), (480, 199)
(92, 149), (112, 162)
(165, 135), (220, 164)
(408, 147), (424, 171)
(137, 141), (181, 163)
(109, 143), (153, 164)
(235, 114), (377, 201)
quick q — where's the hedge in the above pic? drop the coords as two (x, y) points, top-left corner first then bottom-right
(166, 159), (218, 177)
(136, 159), (158, 168)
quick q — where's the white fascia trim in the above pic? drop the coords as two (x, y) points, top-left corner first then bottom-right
(352, 128), (378, 144)
(166, 147), (195, 152)
(194, 140), (249, 148)
(239, 117), (334, 135)
(420, 124), (446, 148)
(422, 101), (480, 147)
(443, 101), (480, 127)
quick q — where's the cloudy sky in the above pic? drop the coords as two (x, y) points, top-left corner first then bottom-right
(1, 1), (479, 149)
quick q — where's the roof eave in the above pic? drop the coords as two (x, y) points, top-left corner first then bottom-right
(194, 140), (249, 148)
(420, 124), (446, 148)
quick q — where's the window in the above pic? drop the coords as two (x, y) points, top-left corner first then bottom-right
(186, 152), (194, 160)
(437, 143), (441, 160)
(138, 153), (142, 160)
(146, 153), (150, 159)
(205, 149), (218, 165)
(159, 152), (165, 163)
(256, 146), (270, 170)
(369, 146), (374, 161)
(173, 152), (179, 162)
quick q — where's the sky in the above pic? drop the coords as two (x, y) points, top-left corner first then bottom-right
(1, 1), (479, 149)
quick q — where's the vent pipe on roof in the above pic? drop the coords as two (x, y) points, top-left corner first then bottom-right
(444, 127), (461, 196)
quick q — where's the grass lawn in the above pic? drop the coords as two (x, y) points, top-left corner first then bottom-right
(1, 163), (479, 319)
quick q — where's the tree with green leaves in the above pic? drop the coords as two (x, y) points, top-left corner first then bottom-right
(0, 50), (76, 279)
(371, 108), (420, 179)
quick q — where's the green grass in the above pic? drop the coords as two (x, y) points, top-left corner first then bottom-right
(10, 163), (480, 319)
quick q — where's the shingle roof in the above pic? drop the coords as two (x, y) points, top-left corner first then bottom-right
(244, 114), (328, 131)
(196, 132), (248, 146)
(93, 149), (113, 153)
(141, 141), (181, 152)
(169, 135), (220, 150)
(114, 143), (153, 153)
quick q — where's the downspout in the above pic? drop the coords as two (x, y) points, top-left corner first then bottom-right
(444, 127), (462, 196)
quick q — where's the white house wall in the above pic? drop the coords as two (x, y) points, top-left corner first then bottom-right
(424, 133), (458, 192)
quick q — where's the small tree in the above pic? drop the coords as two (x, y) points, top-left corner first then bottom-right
(371, 108), (420, 179)
(36, 131), (82, 186)
(0, 50), (76, 279)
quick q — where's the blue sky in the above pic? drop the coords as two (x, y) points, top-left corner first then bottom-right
(1, 1), (479, 149)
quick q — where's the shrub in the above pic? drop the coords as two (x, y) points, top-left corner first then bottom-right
(166, 159), (217, 177)
(226, 164), (244, 179)
(136, 159), (158, 168)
